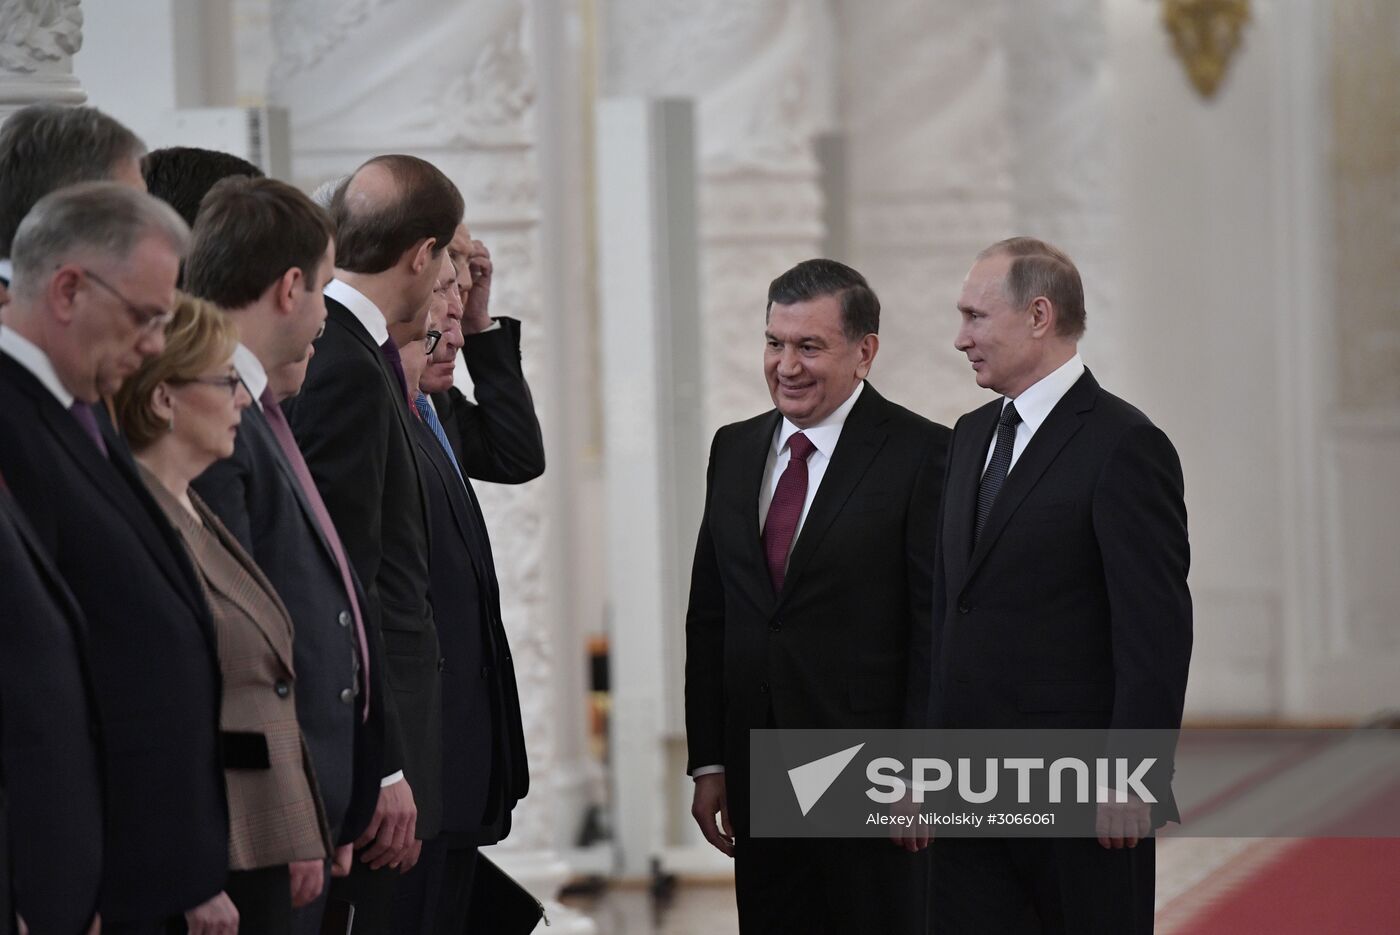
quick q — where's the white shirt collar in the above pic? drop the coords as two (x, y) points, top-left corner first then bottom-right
(324, 279), (389, 346)
(0, 258), (12, 284)
(775, 380), (865, 459)
(232, 343), (269, 408)
(1005, 353), (1085, 432)
(0, 325), (74, 407)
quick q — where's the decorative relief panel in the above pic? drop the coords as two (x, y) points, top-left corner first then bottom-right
(0, 0), (82, 73)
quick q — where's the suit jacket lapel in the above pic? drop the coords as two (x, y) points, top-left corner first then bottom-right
(777, 385), (889, 606)
(414, 423), (489, 587)
(963, 370), (1099, 581)
(740, 411), (781, 599)
(1, 359), (209, 623)
(244, 401), (339, 566)
(945, 400), (1001, 590)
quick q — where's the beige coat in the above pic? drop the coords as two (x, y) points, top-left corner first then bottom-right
(141, 466), (331, 870)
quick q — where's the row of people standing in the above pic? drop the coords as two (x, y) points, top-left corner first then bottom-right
(0, 103), (543, 934)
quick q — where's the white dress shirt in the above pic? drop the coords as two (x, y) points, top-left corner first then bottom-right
(0, 325), (74, 407)
(692, 380), (866, 780)
(982, 354), (1085, 477)
(324, 279), (389, 346)
(232, 343), (268, 410)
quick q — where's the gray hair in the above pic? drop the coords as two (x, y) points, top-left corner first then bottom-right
(10, 182), (190, 301)
(310, 175), (348, 210)
(0, 104), (146, 257)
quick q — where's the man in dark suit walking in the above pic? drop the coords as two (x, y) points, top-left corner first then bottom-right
(685, 259), (949, 934)
(0, 478), (103, 935)
(183, 175), (391, 933)
(392, 240), (542, 931)
(0, 183), (228, 932)
(283, 155), (464, 927)
(930, 237), (1192, 933)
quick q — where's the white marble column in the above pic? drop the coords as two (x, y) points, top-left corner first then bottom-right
(839, 0), (1015, 426)
(1003, 0), (1123, 392)
(270, 2), (592, 927)
(0, 0), (86, 122)
(603, 0), (833, 435)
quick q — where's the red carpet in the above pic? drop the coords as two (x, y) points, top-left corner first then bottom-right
(1171, 838), (1400, 934)
(1166, 775), (1400, 933)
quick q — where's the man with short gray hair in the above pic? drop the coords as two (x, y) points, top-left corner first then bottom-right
(0, 104), (146, 300)
(0, 182), (230, 933)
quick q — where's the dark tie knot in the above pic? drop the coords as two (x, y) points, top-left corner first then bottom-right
(787, 432), (816, 462)
(999, 401), (1022, 427)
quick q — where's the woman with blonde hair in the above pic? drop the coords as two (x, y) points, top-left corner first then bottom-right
(114, 294), (330, 934)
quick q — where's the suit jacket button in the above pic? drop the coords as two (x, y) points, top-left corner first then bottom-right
(769, 619), (782, 632)
(438, 657), (447, 672)
(275, 680), (290, 698)
(759, 681), (770, 694)
(338, 610), (352, 627)
(481, 665), (491, 679)
(958, 601), (970, 614)
(339, 688), (355, 704)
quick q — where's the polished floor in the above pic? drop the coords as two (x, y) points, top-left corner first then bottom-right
(565, 883), (739, 934)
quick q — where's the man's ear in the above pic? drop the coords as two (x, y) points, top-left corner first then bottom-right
(1028, 296), (1056, 338)
(275, 266), (304, 315)
(855, 333), (880, 379)
(47, 266), (84, 326)
(410, 238), (437, 275)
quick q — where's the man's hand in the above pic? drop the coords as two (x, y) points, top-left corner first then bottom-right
(1096, 797), (1152, 849)
(331, 842), (354, 878)
(691, 772), (735, 858)
(355, 778), (418, 870)
(398, 837), (423, 873)
(889, 790), (932, 853)
(460, 237), (493, 334)
(289, 858), (326, 909)
(184, 891), (239, 935)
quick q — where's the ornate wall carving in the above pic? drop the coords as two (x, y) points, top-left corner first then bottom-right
(0, 0), (85, 115)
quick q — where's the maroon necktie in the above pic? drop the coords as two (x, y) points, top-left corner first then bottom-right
(69, 401), (109, 457)
(763, 432), (816, 593)
(260, 387), (372, 718)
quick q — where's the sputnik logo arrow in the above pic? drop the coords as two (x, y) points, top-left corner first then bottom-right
(787, 743), (866, 816)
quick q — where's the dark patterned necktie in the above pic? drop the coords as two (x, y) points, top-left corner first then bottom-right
(763, 432), (817, 593)
(69, 400), (109, 457)
(975, 400), (1021, 544)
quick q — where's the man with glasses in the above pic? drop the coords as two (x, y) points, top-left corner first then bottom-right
(183, 175), (391, 935)
(0, 104), (147, 302)
(396, 236), (543, 930)
(0, 182), (229, 933)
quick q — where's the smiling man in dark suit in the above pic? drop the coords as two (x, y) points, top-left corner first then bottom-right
(0, 182), (227, 933)
(685, 259), (949, 934)
(183, 174), (392, 934)
(930, 237), (1192, 934)
(282, 155), (464, 927)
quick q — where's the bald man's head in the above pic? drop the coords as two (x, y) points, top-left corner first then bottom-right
(330, 154), (463, 275)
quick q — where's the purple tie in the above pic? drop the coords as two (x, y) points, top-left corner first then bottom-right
(763, 432), (816, 593)
(69, 401), (109, 457)
(380, 338), (409, 403)
(260, 387), (371, 718)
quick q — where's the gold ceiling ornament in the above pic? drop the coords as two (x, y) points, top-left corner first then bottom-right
(1163, 0), (1251, 98)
